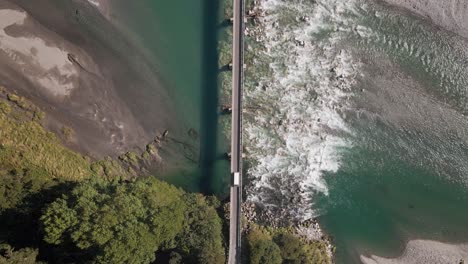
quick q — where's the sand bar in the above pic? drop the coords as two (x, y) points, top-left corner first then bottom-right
(0, 8), (77, 96)
(383, 0), (468, 39)
(361, 240), (468, 264)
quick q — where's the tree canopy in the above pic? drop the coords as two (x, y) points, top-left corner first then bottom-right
(274, 233), (330, 264)
(40, 178), (187, 263)
(0, 92), (331, 264)
(40, 177), (226, 264)
(0, 244), (39, 264)
(0, 97), (228, 263)
(246, 226), (331, 264)
(247, 227), (282, 264)
(176, 194), (225, 263)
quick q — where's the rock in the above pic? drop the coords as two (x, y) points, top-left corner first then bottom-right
(295, 39), (306, 47)
(298, 16), (309, 22)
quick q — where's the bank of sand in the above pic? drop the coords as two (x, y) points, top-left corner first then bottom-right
(86, 0), (111, 19)
(383, 0), (468, 39)
(361, 240), (468, 264)
(359, 1), (468, 263)
(0, 0), (182, 159)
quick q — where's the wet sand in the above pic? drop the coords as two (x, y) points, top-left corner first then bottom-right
(0, 0), (180, 158)
(361, 240), (468, 264)
(86, 0), (110, 19)
(383, 0), (468, 39)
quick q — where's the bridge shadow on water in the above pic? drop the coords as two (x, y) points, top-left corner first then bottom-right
(198, 0), (226, 195)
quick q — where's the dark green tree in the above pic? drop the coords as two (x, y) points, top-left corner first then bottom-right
(168, 251), (183, 264)
(0, 244), (38, 264)
(176, 194), (225, 264)
(274, 233), (330, 264)
(246, 228), (282, 264)
(249, 238), (282, 264)
(41, 177), (187, 264)
(274, 233), (309, 264)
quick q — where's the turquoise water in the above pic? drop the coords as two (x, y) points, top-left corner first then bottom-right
(238, 0), (468, 263)
(315, 3), (468, 263)
(122, 2), (468, 263)
(96, 1), (468, 263)
(316, 147), (468, 263)
(108, 0), (203, 130)
(109, 1), (230, 195)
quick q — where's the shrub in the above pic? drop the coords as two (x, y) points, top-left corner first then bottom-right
(247, 228), (282, 264)
(176, 194), (225, 263)
(0, 244), (38, 264)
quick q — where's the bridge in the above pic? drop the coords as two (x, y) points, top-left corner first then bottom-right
(228, 0), (245, 263)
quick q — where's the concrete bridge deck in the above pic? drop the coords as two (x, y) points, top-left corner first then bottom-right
(228, 0), (245, 263)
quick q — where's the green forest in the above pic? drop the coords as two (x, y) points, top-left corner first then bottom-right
(0, 89), (330, 263)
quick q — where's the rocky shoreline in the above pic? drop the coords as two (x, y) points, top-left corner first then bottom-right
(242, 201), (335, 260)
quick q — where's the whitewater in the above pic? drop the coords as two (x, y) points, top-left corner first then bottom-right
(243, 0), (363, 220)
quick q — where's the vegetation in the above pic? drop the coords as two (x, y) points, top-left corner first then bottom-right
(0, 94), (226, 263)
(176, 194), (225, 263)
(246, 225), (331, 264)
(39, 177), (226, 264)
(119, 151), (141, 167)
(0, 244), (39, 264)
(145, 144), (158, 158)
(61, 126), (74, 141)
(7, 93), (30, 110)
(41, 178), (188, 263)
(0, 97), (92, 181)
(0, 89), (331, 264)
(90, 156), (130, 180)
(0, 93), (94, 255)
(246, 228), (282, 264)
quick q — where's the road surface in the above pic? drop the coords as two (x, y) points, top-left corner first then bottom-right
(228, 0), (245, 263)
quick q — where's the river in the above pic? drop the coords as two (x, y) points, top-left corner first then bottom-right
(106, 0), (230, 195)
(92, 0), (468, 262)
(241, 0), (468, 263)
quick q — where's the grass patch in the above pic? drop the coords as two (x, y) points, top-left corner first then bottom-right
(90, 157), (129, 180)
(119, 151), (141, 167)
(0, 102), (11, 115)
(0, 103), (92, 181)
(7, 93), (31, 110)
(61, 125), (74, 141)
(33, 110), (45, 121)
(142, 151), (151, 161)
(146, 143), (157, 155)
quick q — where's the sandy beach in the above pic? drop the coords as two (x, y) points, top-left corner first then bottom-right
(0, 8), (80, 97)
(361, 240), (468, 264)
(0, 0), (180, 158)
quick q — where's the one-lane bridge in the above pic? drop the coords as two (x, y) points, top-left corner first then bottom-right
(228, 0), (245, 263)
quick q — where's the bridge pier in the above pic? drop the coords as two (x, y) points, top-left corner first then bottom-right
(222, 105), (233, 115)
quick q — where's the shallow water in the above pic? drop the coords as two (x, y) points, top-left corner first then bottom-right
(242, 0), (468, 262)
(107, 0), (230, 195)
